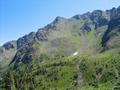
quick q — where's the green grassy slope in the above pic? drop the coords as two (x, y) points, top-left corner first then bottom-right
(0, 50), (120, 90)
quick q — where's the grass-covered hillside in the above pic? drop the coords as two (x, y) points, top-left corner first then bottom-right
(0, 50), (120, 90)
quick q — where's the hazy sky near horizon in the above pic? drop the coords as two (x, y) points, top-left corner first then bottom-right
(0, 0), (120, 45)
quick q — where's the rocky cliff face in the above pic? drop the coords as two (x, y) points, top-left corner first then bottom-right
(102, 7), (120, 49)
(0, 6), (120, 68)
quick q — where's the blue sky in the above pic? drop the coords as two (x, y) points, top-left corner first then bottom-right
(0, 0), (120, 45)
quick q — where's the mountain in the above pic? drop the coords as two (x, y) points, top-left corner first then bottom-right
(0, 6), (120, 90)
(102, 6), (120, 49)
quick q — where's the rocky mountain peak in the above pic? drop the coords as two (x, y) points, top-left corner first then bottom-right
(72, 12), (91, 20)
(109, 6), (120, 20)
(3, 41), (17, 50)
(53, 16), (66, 24)
(17, 32), (36, 49)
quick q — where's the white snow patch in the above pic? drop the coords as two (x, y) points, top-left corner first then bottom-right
(72, 52), (78, 56)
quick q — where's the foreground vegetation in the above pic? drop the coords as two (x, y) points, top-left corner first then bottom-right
(0, 49), (120, 90)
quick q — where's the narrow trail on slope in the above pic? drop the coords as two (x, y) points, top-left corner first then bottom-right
(76, 60), (85, 88)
